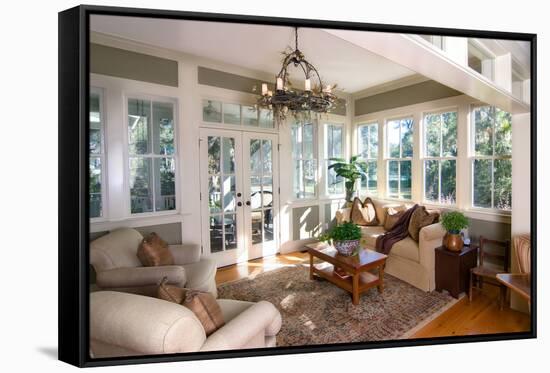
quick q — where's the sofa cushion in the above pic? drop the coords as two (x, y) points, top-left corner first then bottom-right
(408, 206), (440, 242)
(183, 258), (217, 290)
(390, 237), (420, 262)
(137, 232), (175, 267)
(383, 206), (406, 231)
(350, 197), (379, 226)
(359, 226), (387, 248)
(370, 198), (388, 226)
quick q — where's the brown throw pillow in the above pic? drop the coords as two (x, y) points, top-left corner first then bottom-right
(408, 206), (440, 242)
(137, 232), (174, 267)
(158, 278), (224, 336)
(384, 206), (405, 231)
(350, 197), (379, 226)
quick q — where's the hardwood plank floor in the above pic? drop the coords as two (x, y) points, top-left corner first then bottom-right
(216, 252), (531, 338)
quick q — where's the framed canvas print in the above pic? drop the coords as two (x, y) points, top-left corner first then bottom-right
(58, 4), (537, 367)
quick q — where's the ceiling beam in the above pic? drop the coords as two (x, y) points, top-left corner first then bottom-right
(324, 29), (530, 114)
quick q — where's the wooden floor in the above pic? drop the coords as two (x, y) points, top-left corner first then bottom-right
(216, 252), (531, 338)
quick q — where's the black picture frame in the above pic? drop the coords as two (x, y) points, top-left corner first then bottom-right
(58, 4), (537, 368)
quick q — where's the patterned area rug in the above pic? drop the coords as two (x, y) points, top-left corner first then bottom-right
(218, 264), (457, 346)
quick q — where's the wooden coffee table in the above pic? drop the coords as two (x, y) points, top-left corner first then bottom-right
(306, 244), (387, 305)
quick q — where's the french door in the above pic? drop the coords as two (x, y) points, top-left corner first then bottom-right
(199, 128), (279, 267)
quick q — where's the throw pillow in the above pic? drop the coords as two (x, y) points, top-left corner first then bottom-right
(157, 278), (225, 336)
(350, 197), (379, 226)
(384, 206), (406, 231)
(137, 232), (174, 267)
(408, 206), (440, 242)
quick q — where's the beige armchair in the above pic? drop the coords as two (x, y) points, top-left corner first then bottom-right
(90, 291), (282, 357)
(90, 228), (218, 297)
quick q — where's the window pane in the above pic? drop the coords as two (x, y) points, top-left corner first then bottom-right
(128, 99), (151, 155)
(224, 214), (237, 250)
(388, 160), (399, 198)
(424, 160), (439, 202)
(474, 106), (494, 156)
(203, 100), (222, 123)
(358, 126), (369, 158)
(242, 105), (258, 126)
(251, 210), (263, 244)
(250, 176), (262, 209)
(209, 215), (224, 253)
(442, 111), (458, 157)
(262, 140), (272, 174)
(222, 175), (236, 212)
(303, 160), (316, 198)
(262, 176), (274, 207)
(250, 139), (262, 174)
(400, 161), (412, 199)
(495, 108), (512, 156)
(223, 103), (241, 125)
(388, 120), (400, 158)
(208, 136), (220, 174)
(222, 137), (235, 174)
(264, 209), (274, 242)
(259, 109), (274, 128)
(303, 123), (314, 159)
(401, 118), (413, 158)
(473, 159), (492, 208)
(90, 157), (102, 218)
(155, 158), (176, 212)
(293, 160), (302, 198)
(152, 101), (174, 155)
(369, 124), (378, 159)
(291, 124), (301, 159)
(129, 157), (153, 213)
(367, 160), (377, 194)
(441, 160), (456, 204)
(425, 113), (441, 157)
(90, 92), (102, 155)
(327, 160), (344, 195)
(209, 175), (221, 213)
(327, 125), (343, 158)
(494, 159), (512, 210)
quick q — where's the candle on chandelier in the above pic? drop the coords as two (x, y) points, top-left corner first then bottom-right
(324, 85), (332, 94)
(267, 90), (273, 97)
(276, 77), (284, 91)
(304, 79), (311, 91)
(261, 83), (268, 95)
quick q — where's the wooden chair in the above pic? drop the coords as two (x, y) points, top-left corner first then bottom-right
(469, 236), (511, 310)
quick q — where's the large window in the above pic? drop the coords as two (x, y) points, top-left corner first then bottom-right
(325, 123), (344, 195)
(357, 123), (378, 196)
(202, 99), (274, 128)
(386, 117), (413, 199)
(472, 106), (512, 210)
(127, 98), (177, 214)
(90, 89), (104, 219)
(423, 110), (457, 204)
(291, 121), (316, 199)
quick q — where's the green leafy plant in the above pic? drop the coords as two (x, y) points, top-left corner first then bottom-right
(328, 155), (368, 202)
(320, 221), (362, 242)
(441, 211), (469, 234)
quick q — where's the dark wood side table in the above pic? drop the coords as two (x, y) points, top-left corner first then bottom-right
(435, 245), (478, 299)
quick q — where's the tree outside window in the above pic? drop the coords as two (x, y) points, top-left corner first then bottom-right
(357, 123), (378, 196)
(472, 106), (512, 210)
(386, 117), (413, 200)
(90, 89), (104, 219)
(291, 121), (317, 199)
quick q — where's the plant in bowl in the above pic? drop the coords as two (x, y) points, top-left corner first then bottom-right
(327, 155), (368, 204)
(320, 221), (362, 256)
(440, 211), (469, 252)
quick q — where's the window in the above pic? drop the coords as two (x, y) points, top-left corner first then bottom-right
(386, 117), (413, 199)
(127, 98), (177, 214)
(90, 89), (104, 219)
(325, 123), (344, 195)
(291, 121), (316, 199)
(357, 123), (378, 196)
(472, 106), (512, 210)
(202, 99), (274, 128)
(423, 110), (457, 204)
(468, 40), (495, 80)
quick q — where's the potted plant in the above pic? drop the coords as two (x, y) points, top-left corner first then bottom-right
(328, 155), (368, 204)
(440, 211), (469, 252)
(320, 221), (362, 256)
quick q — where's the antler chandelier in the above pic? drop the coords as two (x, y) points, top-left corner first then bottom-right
(257, 27), (337, 122)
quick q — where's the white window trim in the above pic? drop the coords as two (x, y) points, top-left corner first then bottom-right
(323, 122), (345, 198)
(470, 104), (512, 213)
(385, 116), (414, 201)
(356, 122), (379, 197)
(123, 93), (180, 217)
(421, 109), (458, 206)
(291, 120), (318, 201)
(90, 86), (108, 223)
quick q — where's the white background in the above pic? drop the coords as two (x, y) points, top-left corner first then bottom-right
(0, 0), (547, 371)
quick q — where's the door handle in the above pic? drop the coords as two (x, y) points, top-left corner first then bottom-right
(237, 192), (242, 197)
(237, 202), (243, 207)
(245, 201), (251, 206)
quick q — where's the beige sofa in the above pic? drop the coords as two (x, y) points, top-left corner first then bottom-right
(90, 291), (282, 357)
(336, 199), (446, 292)
(91, 228), (218, 297)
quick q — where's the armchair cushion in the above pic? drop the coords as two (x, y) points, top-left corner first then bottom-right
(90, 228), (144, 271)
(169, 243), (201, 265)
(408, 206), (439, 242)
(96, 266), (186, 289)
(137, 233), (174, 267)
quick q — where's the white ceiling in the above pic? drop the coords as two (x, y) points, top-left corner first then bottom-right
(90, 15), (416, 93)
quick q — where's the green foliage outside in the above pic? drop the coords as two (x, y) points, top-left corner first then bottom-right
(320, 221), (362, 242)
(441, 211), (469, 233)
